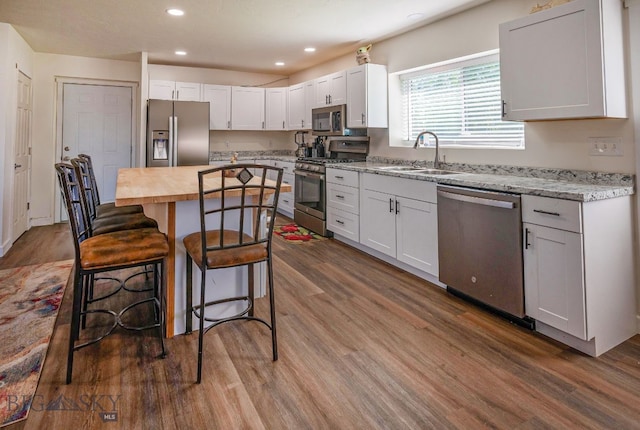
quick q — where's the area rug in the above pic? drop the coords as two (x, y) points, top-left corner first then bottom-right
(274, 223), (325, 242)
(0, 259), (73, 427)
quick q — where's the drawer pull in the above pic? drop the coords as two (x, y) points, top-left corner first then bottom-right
(335, 175), (344, 180)
(533, 209), (561, 217)
(336, 219), (344, 225)
(335, 195), (345, 199)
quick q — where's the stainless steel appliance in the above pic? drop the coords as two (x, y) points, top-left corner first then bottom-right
(294, 136), (369, 236)
(437, 185), (533, 327)
(312, 104), (346, 136)
(147, 99), (210, 167)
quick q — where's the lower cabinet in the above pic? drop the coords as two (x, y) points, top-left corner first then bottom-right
(522, 194), (636, 356)
(326, 168), (360, 241)
(256, 159), (295, 217)
(359, 173), (438, 276)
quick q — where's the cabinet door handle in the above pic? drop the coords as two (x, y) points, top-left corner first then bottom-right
(176, 90), (180, 100)
(389, 198), (393, 213)
(361, 113), (365, 124)
(262, 121), (265, 129)
(524, 227), (531, 249)
(283, 121), (285, 129)
(301, 120), (304, 128)
(533, 209), (561, 217)
(329, 95), (332, 104)
(227, 120), (231, 129)
(395, 199), (399, 214)
(325, 95), (329, 105)
(501, 100), (506, 117)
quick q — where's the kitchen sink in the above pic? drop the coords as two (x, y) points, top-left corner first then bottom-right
(413, 169), (460, 176)
(375, 165), (426, 171)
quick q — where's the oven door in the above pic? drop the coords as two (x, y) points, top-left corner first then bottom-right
(294, 169), (325, 219)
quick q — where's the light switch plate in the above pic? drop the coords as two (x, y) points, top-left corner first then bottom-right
(588, 137), (623, 156)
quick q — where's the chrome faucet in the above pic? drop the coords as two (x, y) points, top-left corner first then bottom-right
(413, 131), (441, 169)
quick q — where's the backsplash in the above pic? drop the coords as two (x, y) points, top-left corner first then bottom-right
(366, 156), (635, 188)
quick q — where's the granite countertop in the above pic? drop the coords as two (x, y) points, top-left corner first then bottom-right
(208, 152), (634, 202)
(329, 162), (635, 202)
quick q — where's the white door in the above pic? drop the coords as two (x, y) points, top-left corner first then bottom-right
(61, 84), (134, 206)
(12, 71), (32, 242)
(360, 189), (396, 257)
(396, 197), (438, 276)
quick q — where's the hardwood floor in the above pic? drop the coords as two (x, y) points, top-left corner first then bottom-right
(2, 219), (640, 429)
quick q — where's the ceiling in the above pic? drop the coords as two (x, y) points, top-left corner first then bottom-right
(0, 0), (490, 75)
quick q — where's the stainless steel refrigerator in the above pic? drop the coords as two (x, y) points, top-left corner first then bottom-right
(146, 99), (210, 167)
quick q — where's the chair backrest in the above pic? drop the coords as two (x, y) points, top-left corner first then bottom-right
(55, 163), (92, 260)
(77, 153), (101, 209)
(197, 164), (283, 263)
(71, 157), (98, 221)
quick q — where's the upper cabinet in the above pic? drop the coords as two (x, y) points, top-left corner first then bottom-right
(149, 80), (202, 101)
(315, 71), (347, 107)
(288, 80), (315, 130)
(265, 87), (288, 130)
(346, 64), (388, 128)
(231, 86), (265, 130)
(499, 0), (626, 121)
(202, 84), (231, 130)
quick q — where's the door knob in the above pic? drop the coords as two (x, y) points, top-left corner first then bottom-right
(63, 156), (70, 161)
(64, 146), (70, 151)
(14, 163), (22, 169)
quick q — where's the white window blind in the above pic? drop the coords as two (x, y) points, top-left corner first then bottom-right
(401, 52), (524, 148)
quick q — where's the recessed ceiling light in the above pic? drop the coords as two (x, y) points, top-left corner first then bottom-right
(175, 51), (187, 56)
(407, 12), (424, 20)
(275, 62), (285, 66)
(166, 8), (184, 16)
(304, 47), (316, 53)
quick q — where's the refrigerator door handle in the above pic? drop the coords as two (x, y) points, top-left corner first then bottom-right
(173, 116), (178, 166)
(168, 115), (175, 167)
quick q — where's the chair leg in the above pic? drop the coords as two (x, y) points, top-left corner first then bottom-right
(81, 273), (92, 329)
(267, 257), (278, 362)
(158, 260), (167, 358)
(197, 267), (207, 384)
(248, 263), (254, 317)
(185, 254), (193, 334)
(66, 269), (83, 384)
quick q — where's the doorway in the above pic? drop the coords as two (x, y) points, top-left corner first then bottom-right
(55, 80), (137, 221)
(12, 71), (32, 242)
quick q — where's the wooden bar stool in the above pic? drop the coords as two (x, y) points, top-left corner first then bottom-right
(183, 164), (282, 383)
(56, 163), (169, 383)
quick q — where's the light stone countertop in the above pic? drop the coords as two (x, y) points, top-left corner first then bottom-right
(329, 162), (634, 202)
(208, 152), (634, 202)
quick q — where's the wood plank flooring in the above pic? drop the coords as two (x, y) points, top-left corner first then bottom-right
(1, 218), (640, 429)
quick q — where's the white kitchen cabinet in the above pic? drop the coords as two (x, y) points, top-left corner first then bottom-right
(265, 88), (288, 131)
(499, 0), (626, 120)
(149, 80), (202, 101)
(202, 84), (231, 130)
(346, 64), (388, 128)
(327, 168), (360, 241)
(288, 80), (315, 130)
(360, 174), (438, 276)
(271, 160), (295, 217)
(231, 86), (265, 130)
(315, 71), (346, 107)
(522, 194), (636, 356)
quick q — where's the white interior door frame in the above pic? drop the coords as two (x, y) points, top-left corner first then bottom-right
(54, 77), (139, 222)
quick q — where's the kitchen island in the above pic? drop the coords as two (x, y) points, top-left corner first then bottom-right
(115, 165), (290, 337)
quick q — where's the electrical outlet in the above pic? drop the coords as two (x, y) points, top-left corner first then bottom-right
(588, 137), (623, 156)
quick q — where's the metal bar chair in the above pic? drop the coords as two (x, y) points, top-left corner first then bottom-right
(183, 164), (283, 383)
(55, 163), (169, 383)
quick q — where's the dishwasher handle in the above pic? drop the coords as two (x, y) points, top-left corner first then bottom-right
(437, 189), (516, 209)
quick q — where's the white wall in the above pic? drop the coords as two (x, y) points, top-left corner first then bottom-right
(290, 0), (636, 174)
(0, 23), (34, 256)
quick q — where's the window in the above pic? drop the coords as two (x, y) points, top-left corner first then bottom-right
(400, 51), (524, 148)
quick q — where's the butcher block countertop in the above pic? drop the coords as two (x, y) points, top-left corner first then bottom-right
(115, 165), (291, 206)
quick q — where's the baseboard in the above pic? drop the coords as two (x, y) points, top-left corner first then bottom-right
(637, 314), (640, 334)
(30, 217), (53, 227)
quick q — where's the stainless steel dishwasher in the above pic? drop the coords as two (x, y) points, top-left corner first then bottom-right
(437, 185), (531, 326)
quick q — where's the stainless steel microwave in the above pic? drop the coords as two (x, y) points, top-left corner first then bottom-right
(312, 104), (346, 136)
